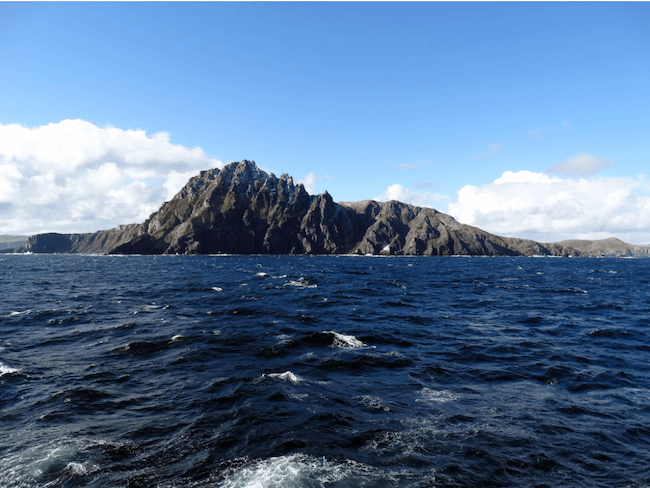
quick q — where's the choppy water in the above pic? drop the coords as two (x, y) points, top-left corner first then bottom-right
(1, 254), (650, 487)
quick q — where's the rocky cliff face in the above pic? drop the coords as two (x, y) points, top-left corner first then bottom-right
(23, 160), (647, 257)
(553, 238), (650, 258)
(26, 224), (143, 254)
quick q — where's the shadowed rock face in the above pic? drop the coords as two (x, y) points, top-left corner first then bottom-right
(23, 160), (648, 257)
(554, 238), (650, 258)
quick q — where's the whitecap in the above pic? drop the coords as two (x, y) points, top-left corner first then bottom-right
(0, 438), (113, 486)
(65, 461), (88, 475)
(9, 310), (31, 316)
(212, 286), (223, 292)
(218, 453), (375, 488)
(356, 395), (391, 412)
(417, 387), (459, 403)
(0, 361), (18, 376)
(265, 371), (302, 384)
(328, 331), (366, 348)
(285, 277), (317, 289)
(171, 334), (184, 342)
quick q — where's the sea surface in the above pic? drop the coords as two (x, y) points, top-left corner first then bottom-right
(1, 254), (649, 487)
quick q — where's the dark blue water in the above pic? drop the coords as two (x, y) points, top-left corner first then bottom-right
(1, 254), (649, 487)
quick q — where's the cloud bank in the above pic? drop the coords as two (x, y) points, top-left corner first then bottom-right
(448, 167), (650, 243)
(0, 119), (223, 235)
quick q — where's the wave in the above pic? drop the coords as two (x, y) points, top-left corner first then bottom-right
(416, 387), (459, 404)
(285, 277), (318, 289)
(264, 371), (302, 384)
(8, 310), (31, 317)
(217, 453), (391, 488)
(327, 331), (367, 348)
(0, 360), (19, 376)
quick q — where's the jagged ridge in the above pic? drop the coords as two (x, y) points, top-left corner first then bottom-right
(23, 160), (649, 257)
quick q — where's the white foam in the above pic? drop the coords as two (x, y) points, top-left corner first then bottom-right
(265, 371), (302, 384)
(417, 387), (459, 403)
(212, 286), (223, 292)
(0, 438), (113, 486)
(0, 361), (18, 375)
(356, 395), (391, 412)
(9, 310), (31, 316)
(219, 453), (373, 488)
(171, 334), (184, 342)
(328, 331), (366, 348)
(285, 278), (317, 289)
(65, 461), (88, 474)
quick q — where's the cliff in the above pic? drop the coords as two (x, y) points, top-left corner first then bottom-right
(25, 225), (143, 254)
(553, 238), (650, 258)
(0, 235), (28, 252)
(22, 160), (649, 257)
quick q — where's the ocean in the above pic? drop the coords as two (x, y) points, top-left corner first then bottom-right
(1, 254), (649, 487)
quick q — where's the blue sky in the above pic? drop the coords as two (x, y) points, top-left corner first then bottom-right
(1, 2), (650, 243)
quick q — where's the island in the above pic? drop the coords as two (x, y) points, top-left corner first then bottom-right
(18, 160), (650, 257)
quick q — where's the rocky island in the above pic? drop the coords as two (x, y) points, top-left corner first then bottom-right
(22, 160), (650, 257)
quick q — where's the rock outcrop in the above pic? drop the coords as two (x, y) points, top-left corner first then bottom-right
(22, 160), (649, 257)
(26, 224), (143, 254)
(0, 235), (28, 252)
(553, 238), (650, 258)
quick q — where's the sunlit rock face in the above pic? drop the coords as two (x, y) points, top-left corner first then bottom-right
(26, 160), (617, 256)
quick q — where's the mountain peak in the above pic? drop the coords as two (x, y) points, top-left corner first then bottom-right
(22, 162), (650, 257)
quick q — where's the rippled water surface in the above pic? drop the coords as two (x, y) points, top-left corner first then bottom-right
(1, 254), (650, 487)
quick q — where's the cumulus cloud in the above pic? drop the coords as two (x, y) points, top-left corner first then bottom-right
(297, 172), (318, 194)
(448, 170), (650, 243)
(545, 152), (612, 177)
(296, 172), (336, 195)
(375, 184), (449, 209)
(477, 143), (501, 160)
(0, 119), (223, 235)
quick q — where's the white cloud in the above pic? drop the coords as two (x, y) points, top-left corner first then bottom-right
(477, 143), (501, 160)
(0, 119), (223, 235)
(448, 170), (650, 243)
(545, 152), (612, 177)
(375, 184), (450, 209)
(297, 171), (318, 194)
(296, 172), (337, 195)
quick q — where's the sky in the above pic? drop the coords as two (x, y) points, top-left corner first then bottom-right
(1, 2), (650, 243)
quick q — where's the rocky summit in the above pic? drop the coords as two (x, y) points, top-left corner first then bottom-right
(23, 160), (648, 257)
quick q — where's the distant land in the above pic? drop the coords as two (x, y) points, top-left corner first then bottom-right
(0, 235), (29, 252)
(7, 160), (650, 257)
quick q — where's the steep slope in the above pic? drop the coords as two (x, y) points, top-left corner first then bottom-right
(25, 224), (144, 254)
(25, 160), (641, 257)
(554, 238), (650, 258)
(110, 161), (313, 254)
